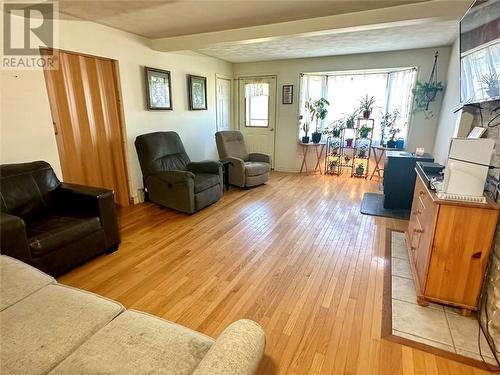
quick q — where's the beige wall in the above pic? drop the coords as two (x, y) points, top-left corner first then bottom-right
(233, 47), (451, 172)
(1, 17), (232, 202)
(433, 37), (461, 165)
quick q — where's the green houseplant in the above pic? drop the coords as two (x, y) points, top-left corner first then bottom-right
(345, 111), (358, 129)
(355, 163), (365, 176)
(482, 72), (500, 98)
(380, 109), (402, 148)
(359, 95), (376, 119)
(305, 98), (329, 143)
(412, 81), (444, 112)
(358, 124), (371, 139)
(301, 122), (310, 143)
(357, 145), (368, 158)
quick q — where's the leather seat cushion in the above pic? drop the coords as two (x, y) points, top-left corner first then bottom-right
(194, 173), (220, 194)
(27, 215), (101, 257)
(244, 162), (270, 177)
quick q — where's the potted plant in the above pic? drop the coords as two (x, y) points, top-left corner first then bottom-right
(305, 98), (329, 143)
(357, 145), (368, 158)
(380, 110), (401, 148)
(412, 81), (444, 111)
(482, 72), (500, 98)
(345, 111), (358, 129)
(301, 122), (310, 143)
(346, 138), (353, 148)
(328, 118), (344, 137)
(355, 163), (365, 176)
(359, 95), (376, 119)
(358, 124), (371, 139)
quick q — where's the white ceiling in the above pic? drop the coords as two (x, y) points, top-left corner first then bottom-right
(196, 19), (459, 63)
(58, 0), (425, 38)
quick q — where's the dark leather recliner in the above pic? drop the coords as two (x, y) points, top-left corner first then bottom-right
(135, 131), (223, 214)
(0, 161), (120, 277)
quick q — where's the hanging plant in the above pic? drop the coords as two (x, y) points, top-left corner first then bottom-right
(412, 81), (444, 111)
(412, 52), (444, 113)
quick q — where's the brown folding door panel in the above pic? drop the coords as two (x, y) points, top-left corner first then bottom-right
(43, 50), (130, 206)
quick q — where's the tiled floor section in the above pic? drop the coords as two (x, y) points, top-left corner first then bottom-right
(390, 231), (498, 365)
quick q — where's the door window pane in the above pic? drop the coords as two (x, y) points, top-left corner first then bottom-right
(245, 83), (269, 127)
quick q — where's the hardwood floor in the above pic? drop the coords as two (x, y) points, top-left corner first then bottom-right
(59, 172), (493, 374)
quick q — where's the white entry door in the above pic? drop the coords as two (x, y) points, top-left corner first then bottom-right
(238, 76), (276, 166)
(216, 76), (232, 131)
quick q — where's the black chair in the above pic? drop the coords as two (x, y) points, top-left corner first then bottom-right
(0, 161), (120, 277)
(135, 132), (223, 214)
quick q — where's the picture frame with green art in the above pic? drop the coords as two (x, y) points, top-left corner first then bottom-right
(145, 67), (172, 110)
(188, 75), (208, 110)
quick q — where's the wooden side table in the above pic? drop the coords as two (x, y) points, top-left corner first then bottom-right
(299, 142), (326, 174)
(369, 146), (403, 180)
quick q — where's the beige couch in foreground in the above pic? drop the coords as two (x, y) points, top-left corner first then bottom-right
(0, 255), (265, 374)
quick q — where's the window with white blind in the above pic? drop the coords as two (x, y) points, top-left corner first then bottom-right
(299, 68), (417, 144)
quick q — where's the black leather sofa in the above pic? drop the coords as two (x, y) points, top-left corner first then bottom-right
(0, 161), (120, 277)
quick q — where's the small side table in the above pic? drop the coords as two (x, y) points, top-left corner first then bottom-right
(219, 160), (232, 191)
(299, 142), (326, 174)
(369, 146), (403, 180)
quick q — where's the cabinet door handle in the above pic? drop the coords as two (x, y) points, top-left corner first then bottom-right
(419, 191), (425, 196)
(412, 210), (421, 216)
(413, 228), (424, 234)
(411, 246), (417, 251)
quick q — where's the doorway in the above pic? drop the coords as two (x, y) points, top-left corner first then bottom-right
(238, 76), (276, 166)
(41, 49), (131, 207)
(216, 75), (232, 131)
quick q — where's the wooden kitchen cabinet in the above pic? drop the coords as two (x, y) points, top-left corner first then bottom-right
(405, 173), (499, 315)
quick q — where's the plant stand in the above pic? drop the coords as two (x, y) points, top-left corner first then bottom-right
(351, 118), (374, 179)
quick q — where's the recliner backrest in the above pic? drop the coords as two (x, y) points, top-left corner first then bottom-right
(0, 161), (61, 219)
(215, 131), (249, 161)
(135, 132), (191, 178)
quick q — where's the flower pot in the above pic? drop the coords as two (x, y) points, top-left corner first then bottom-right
(362, 110), (371, 119)
(332, 130), (341, 138)
(311, 132), (322, 143)
(346, 139), (353, 148)
(301, 136), (310, 144)
(487, 87), (500, 98)
(395, 138), (405, 149)
(355, 166), (365, 176)
(387, 139), (397, 149)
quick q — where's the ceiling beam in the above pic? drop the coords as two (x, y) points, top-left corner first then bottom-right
(150, 0), (472, 52)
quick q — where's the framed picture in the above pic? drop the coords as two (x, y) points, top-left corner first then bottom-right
(282, 84), (293, 104)
(188, 75), (207, 110)
(145, 67), (172, 110)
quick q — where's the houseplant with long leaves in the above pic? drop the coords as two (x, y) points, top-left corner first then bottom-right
(305, 98), (329, 143)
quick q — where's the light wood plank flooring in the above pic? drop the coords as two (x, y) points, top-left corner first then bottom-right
(59, 172), (493, 374)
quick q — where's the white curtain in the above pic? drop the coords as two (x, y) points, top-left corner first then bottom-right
(299, 69), (416, 144)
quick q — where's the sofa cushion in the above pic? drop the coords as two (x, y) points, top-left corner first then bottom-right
(0, 284), (124, 375)
(194, 173), (220, 194)
(244, 162), (270, 177)
(0, 255), (55, 311)
(27, 215), (101, 257)
(49, 310), (214, 375)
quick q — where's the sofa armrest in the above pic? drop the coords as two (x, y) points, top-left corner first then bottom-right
(193, 319), (265, 375)
(248, 153), (271, 164)
(186, 161), (223, 176)
(57, 183), (120, 249)
(221, 157), (246, 187)
(0, 212), (31, 263)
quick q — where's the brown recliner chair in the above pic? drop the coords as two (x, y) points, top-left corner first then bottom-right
(135, 131), (223, 214)
(215, 131), (271, 188)
(0, 161), (120, 277)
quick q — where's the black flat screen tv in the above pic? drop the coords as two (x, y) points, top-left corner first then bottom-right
(460, 0), (500, 104)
